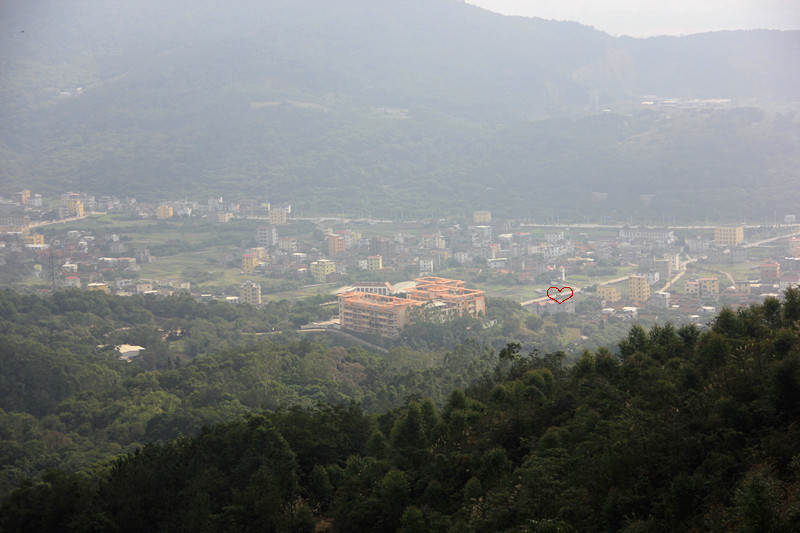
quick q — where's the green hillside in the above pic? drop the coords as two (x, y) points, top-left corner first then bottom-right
(0, 287), (630, 500)
(2, 292), (799, 531)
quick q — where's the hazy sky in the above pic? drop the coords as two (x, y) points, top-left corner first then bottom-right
(465, 0), (800, 37)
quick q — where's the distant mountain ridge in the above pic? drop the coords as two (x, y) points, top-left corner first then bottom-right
(2, 0), (796, 111)
(1, 0), (798, 217)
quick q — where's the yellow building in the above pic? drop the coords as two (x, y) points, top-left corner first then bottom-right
(278, 238), (298, 252)
(367, 255), (383, 271)
(249, 247), (267, 260)
(66, 197), (84, 217)
(310, 259), (336, 282)
(714, 226), (744, 247)
(86, 282), (110, 294)
(628, 275), (650, 304)
(269, 208), (288, 226)
(24, 234), (45, 245)
(789, 237), (800, 258)
(685, 280), (700, 296)
(596, 285), (621, 303)
(14, 190), (31, 205)
(0, 214), (30, 233)
(242, 254), (259, 274)
(700, 277), (719, 296)
(473, 211), (491, 223)
(156, 205), (174, 219)
(240, 281), (262, 306)
(212, 211), (233, 223)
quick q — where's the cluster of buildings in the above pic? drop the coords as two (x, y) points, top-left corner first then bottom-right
(4, 186), (800, 330)
(238, 210), (583, 287)
(337, 277), (485, 338)
(0, 188), (293, 227)
(591, 224), (800, 323)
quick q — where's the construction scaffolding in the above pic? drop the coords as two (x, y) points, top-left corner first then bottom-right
(406, 276), (486, 317)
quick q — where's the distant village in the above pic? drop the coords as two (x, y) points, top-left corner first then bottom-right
(2, 188), (800, 340)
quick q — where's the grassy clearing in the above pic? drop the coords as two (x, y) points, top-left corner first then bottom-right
(700, 262), (758, 280)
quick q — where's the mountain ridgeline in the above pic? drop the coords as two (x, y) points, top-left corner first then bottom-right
(1, 0), (799, 218)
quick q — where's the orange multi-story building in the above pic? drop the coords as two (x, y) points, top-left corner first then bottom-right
(761, 262), (780, 281)
(338, 277), (485, 338)
(338, 292), (424, 338)
(328, 234), (347, 257)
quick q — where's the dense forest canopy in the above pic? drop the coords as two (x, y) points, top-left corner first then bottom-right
(1, 0), (798, 219)
(0, 288), (629, 500)
(2, 290), (800, 531)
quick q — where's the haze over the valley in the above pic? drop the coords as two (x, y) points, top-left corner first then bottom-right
(2, 4), (800, 530)
(1, 0), (799, 221)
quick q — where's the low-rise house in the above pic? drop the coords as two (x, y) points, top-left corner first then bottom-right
(526, 299), (576, 316)
(87, 282), (109, 293)
(649, 291), (671, 308)
(596, 285), (621, 303)
(779, 274), (800, 292)
(116, 344), (145, 362)
(310, 259), (336, 283)
(761, 262), (781, 281)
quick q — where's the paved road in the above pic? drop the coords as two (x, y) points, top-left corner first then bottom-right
(743, 230), (800, 248)
(598, 276), (629, 286)
(29, 215), (89, 228)
(519, 223), (800, 230)
(656, 256), (696, 292)
(298, 328), (388, 353)
(520, 287), (582, 307)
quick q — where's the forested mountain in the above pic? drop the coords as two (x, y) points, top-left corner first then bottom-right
(1, 0), (798, 218)
(3, 292), (799, 532)
(0, 288), (626, 499)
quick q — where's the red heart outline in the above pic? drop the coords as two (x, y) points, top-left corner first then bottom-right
(547, 286), (573, 304)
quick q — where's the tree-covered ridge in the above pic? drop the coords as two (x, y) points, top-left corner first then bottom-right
(3, 292), (800, 532)
(4, 288), (562, 498)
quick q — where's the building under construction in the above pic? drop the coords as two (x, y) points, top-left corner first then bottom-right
(337, 277), (485, 338)
(406, 276), (486, 317)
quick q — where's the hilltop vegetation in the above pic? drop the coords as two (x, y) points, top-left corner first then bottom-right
(0, 288), (627, 498)
(3, 291), (800, 531)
